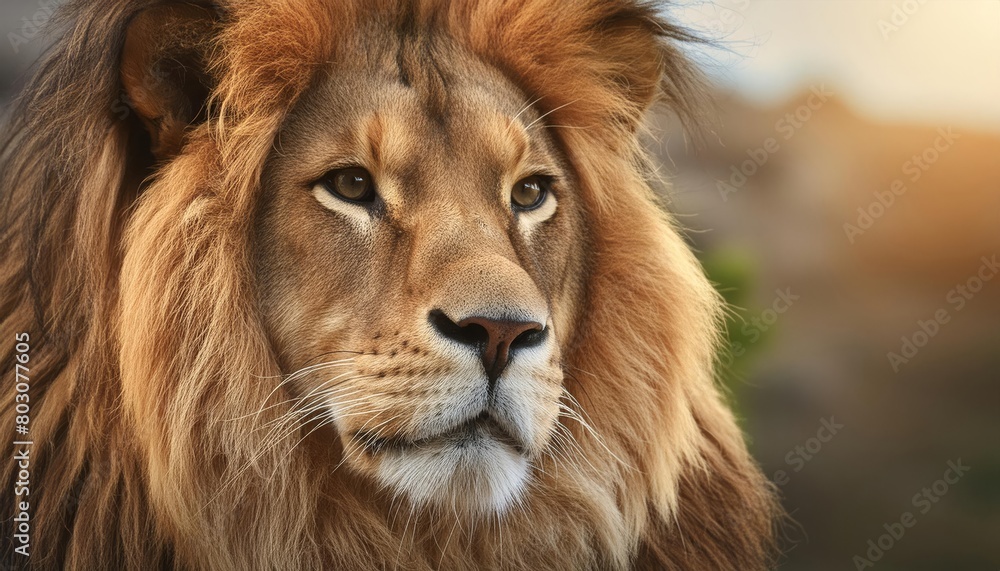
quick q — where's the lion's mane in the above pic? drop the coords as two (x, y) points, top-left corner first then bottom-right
(0, 1), (779, 569)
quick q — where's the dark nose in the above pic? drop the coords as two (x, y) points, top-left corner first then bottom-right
(429, 310), (547, 385)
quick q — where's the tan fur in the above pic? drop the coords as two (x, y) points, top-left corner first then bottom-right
(0, 1), (779, 569)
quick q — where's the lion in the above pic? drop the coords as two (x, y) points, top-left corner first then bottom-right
(0, 0), (780, 569)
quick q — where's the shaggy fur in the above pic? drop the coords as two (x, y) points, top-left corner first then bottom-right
(0, 1), (780, 569)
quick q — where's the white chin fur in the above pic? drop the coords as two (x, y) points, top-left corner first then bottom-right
(376, 437), (529, 516)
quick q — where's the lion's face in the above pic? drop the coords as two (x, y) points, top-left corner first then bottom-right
(1, 0), (781, 566)
(253, 33), (586, 514)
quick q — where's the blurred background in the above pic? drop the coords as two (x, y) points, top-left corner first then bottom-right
(2, 1), (997, 569)
(656, 1), (1000, 569)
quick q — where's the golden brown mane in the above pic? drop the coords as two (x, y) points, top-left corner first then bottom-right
(1, 1), (780, 569)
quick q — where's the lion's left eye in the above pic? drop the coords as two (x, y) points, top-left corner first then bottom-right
(317, 167), (376, 204)
(511, 176), (550, 211)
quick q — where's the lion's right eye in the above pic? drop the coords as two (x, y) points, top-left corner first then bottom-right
(316, 167), (376, 204)
(511, 175), (550, 211)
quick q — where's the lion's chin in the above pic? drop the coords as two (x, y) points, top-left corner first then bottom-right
(372, 422), (531, 516)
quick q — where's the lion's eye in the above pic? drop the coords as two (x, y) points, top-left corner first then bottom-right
(511, 176), (549, 211)
(318, 167), (376, 203)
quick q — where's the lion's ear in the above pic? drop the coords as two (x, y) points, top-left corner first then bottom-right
(599, 7), (708, 133)
(468, 1), (705, 137)
(121, 3), (217, 160)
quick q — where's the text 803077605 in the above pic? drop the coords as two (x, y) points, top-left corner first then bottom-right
(12, 332), (33, 558)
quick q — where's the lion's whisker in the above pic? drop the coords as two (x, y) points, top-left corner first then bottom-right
(253, 373), (379, 423)
(246, 383), (377, 431)
(558, 404), (633, 472)
(251, 388), (385, 453)
(549, 421), (586, 472)
(206, 377), (384, 507)
(227, 380), (361, 423)
(546, 423), (577, 471)
(559, 408), (631, 473)
(248, 356), (357, 381)
(247, 361), (357, 421)
(524, 99), (579, 131)
(512, 95), (544, 124)
(558, 389), (635, 471)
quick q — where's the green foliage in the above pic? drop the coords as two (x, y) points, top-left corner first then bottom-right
(698, 247), (771, 416)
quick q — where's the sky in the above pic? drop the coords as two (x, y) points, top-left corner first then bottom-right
(668, 0), (1000, 132)
(3, 1), (998, 131)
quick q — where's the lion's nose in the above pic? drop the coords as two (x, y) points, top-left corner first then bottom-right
(429, 310), (547, 386)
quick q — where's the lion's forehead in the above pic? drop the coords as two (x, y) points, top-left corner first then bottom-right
(273, 33), (558, 208)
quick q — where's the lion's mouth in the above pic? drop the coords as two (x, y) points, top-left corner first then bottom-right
(355, 411), (525, 456)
